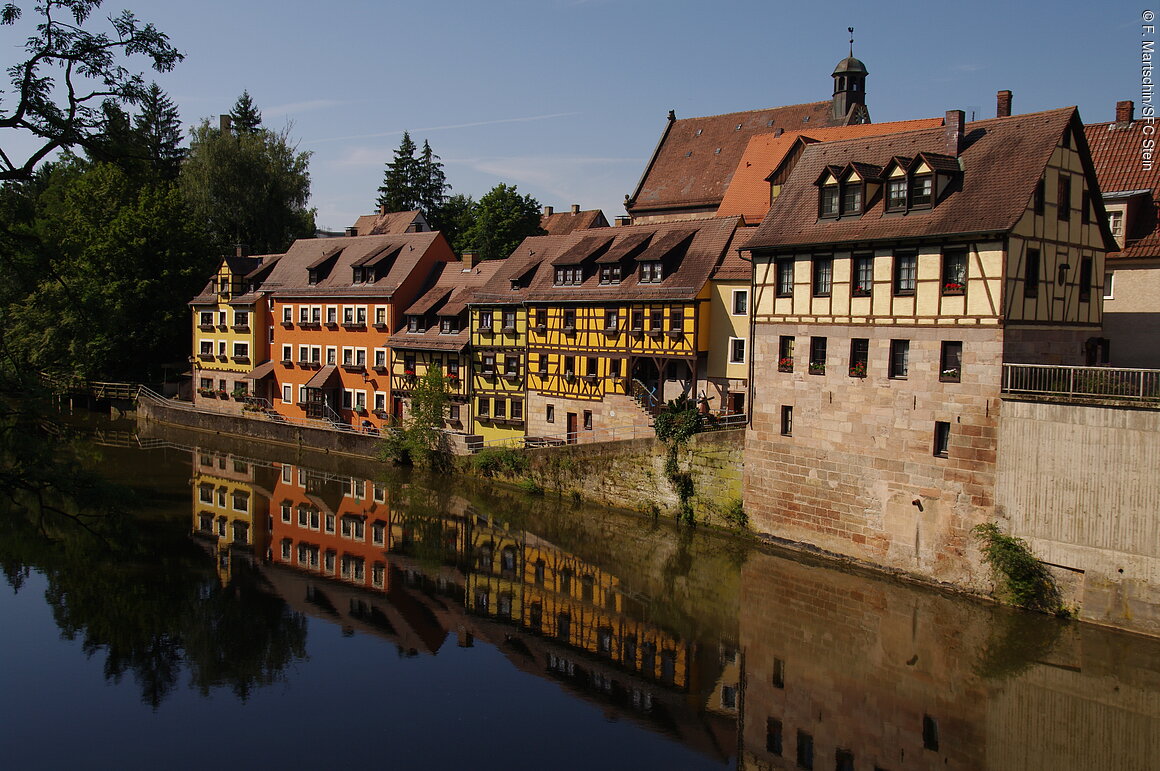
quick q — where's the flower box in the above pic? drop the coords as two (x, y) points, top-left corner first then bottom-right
(942, 282), (966, 295)
(939, 368), (961, 382)
(808, 363), (826, 375)
(848, 362), (867, 378)
(778, 358), (794, 373)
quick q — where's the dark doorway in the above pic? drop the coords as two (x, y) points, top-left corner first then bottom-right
(566, 413), (578, 444)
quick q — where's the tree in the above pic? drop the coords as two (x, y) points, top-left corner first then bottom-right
(375, 131), (420, 213)
(0, 0), (183, 181)
(134, 83), (184, 178)
(380, 366), (451, 470)
(460, 183), (544, 261)
(179, 119), (314, 255)
(436, 193), (477, 254)
(228, 90), (262, 134)
(416, 140), (447, 219)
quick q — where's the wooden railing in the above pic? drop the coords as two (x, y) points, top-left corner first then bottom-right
(1001, 363), (1160, 402)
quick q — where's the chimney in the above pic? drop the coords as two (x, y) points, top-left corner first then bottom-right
(570, 204), (580, 214)
(615, 216), (632, 227)
(235, 244), (248, 257)
(219, 114), (232, 134)
(996, 90), (1012, 118)
(461, 249), (480, 269)
(944, 109), (965, 156)
(542, 205), (554, 216)
(379, 204), (387, 215)
(345, 226), (358, 237)
(1117, 100), (1135, 123)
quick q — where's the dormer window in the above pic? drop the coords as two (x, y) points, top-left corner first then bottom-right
(441, 318), (457, 334)
(640, 261), (663, 283)
(909, 174), (933, 207)
(820, 184), (839, 217)
(841, 184), (862, 215)
(600, 265), (622, 285)
(308, 269), (321, 285)
(886, 179), (907, 211)
(407, 315), (420, 333)
(554, 267), (583, 286)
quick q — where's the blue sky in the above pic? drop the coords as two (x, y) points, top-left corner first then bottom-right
(11, 0), (1143, 230)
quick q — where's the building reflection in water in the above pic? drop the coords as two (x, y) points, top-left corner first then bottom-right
(186, 444), (1160, 770)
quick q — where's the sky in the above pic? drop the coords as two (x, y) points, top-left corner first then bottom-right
(2, 0), (1146, 231)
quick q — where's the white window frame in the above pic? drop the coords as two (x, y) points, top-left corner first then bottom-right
(354, 390), (367, 409)
(299, 306), (310, 324)
(374, 391), (387, 411)
(343, 306), (355, 324)
(374, 348), (388, 368)
(310, 345), (321, 364)
(282, 384), (292, 404)
(342, 389), (354, 409)
(326, 346), (337, 365)
(311, 305), (322, 324)
(298, 344), (309, 362)
(731, 289), (749, 316)
(374, 305), (387, 325)
(356, 305), (367, 324)
(281, 344), (292, 363)
(282, 305), (293, 323)
(1103, 270), (1114, 300)
(326, 305), (338, 324)
(356, 348), (367, 367)
(342, 347), (355, 366)
(233, 342), (248, 358)
(728, 336), (747, 364)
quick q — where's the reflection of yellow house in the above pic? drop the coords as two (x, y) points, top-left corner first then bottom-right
(190, 449), (271, 583)
(189, 252), (280, 412)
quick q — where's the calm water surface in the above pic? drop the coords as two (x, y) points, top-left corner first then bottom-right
(2, 419), (1159, 770)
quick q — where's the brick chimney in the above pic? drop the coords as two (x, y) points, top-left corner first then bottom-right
(996, 90), (1012, 118)
(542, 205), (554, 216)
(235, 244), (248, 257)
(615, 216), (632, 227)
(345, 226), (358, 237)
(219, 114), (232, 134)
(1116, 100), (1135, 123)
(945, 110), (966, 156)
(570, 204), (580, 214)
(461, 249), (480, 269)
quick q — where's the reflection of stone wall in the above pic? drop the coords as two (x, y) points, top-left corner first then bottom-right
(739, 550), (990, 770)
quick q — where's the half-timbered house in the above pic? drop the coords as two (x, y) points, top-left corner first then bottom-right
(742, 107), (1116, 585)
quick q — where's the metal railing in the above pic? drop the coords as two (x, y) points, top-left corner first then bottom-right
(479, 421), (657, 450)
(1002, 363), (1160, 402)
(137, 387), (385, 436)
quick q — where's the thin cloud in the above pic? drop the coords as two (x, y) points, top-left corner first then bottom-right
(306, 112), (581, 145)
(265, 99), (345, 119)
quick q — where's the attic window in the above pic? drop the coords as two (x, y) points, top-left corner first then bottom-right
(640, 261), (663, 283)
(694, 128), (702, 137)
(735, 124), (742, 131)
(684, 151), (693, 158)
(714, 148), (721, 155)
(600, 264), (622, 285)
(820, 184), (839, 217)
(407, 315), (420, 333)
(910, 174), (933, 207)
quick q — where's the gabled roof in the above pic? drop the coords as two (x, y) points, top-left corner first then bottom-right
(1086, 116), (1160, 260)
(490, 217), (741, 304)
(188, 253), (281, 306)
(744, 108), (1112, 252)
(260, 232), (450, 298)
(716, 118), (944, 222)
(468, 244), (555, 305)
(626, 102), (859, 217)
(389, 259), (503, 352)
(540, 208), (609, 235)
(551, 234), (615, 266)
(351, 209), (427, 236)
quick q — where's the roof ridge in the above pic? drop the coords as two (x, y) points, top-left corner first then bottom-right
(672, 100), (831, 122)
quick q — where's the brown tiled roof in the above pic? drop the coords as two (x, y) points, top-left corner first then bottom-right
(627, 102), (854, 216)
(386, 328), (470, 353)
(1086, 118), (1160, 260)
(711, 228), (753, 281)
(351, 210), (425, 236)
(540, 208), (609, 235)
(304, 365), (339, 388)
(390, 259), (504, 351)
(468, 246), (557, 305)
(716, 118), (944, 222)
(551, 233), (615, 266)
(260, 232), (449, 298)
(744, 108), (1107, 252)
(511, 217), (740, 303)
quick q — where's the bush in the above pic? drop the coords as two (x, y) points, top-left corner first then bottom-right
(517, 478), (544, 496)
(972, 522), (1063, 614)
(722, 497), (748, 528)
(470, 447), (528, 477)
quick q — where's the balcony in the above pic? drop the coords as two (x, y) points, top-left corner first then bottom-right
(1002, 364), (1160, 404)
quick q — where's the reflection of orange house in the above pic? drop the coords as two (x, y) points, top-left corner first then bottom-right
(267, 462), (392, 591)
(255, 232), (455, 429)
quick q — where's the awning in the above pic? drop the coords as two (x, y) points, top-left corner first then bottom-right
(243, 360), (276, 380)
(304, 364), (339, 389)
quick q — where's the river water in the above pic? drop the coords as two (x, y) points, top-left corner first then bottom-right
(1, 418), (1159, 770)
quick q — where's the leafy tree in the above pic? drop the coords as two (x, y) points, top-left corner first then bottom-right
(380, 365), (451, 470)
(0, 0), (183, 181)
(459, 183), (544, 261)
(435, 192), (477, 253)
(179, 119), (314, 255)
(375, 131), (420, 213)
(228, 90), (262, 134)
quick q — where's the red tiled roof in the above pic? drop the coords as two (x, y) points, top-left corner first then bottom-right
(351, 210), (425, 236)
(716, 118), (944, 222)
(390, 259), (504, 351)
(540, 208), (609, 235)
(744, 108), (1098, 252)
(627, 102), (853, 216)
(1086, 118), (1160, 260)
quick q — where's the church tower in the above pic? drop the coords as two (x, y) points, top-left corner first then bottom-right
(831, 29), (869, 124)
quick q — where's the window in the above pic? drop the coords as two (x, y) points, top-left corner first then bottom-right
(630, 309), (644, 331)
(650, 308), (663, 332)
(893, 252), (917, 295)
(600, 264), (622, 285)
(310, 346), (321, 364)
(1079, 257), (1093, 302)
(729, 337), (746, 364)
(200, 340), (214, 357)
(811, 256), (832, 296)
(1033, 178), (1046, 215)
(407, 315), (419, 332)
(1025, 248), (1040, 298)
(586, 356), (598, 377)
(772, 657), (785, 688)
(852, 254), (873, 296)
(477, 397), (489, 417)
(481, 353), (495, 375)
(942, 248), (967, 294)
(563, 308), (576, 331)
(325, 346), (337, 365)
(1057, 174), (1071, 221)
(374, 392), (386, 411)
(778, 336), (794, 371)
(583, 410), (592, 430)
(1108, 210), (1125, 243)
(554, 266), (583, 285)
(796, 730), (814, 770)
(604, 309), (618, 330)
(233, 310), (249, 327)
(448, 403), (461, 422)
(849, 338), (868, 377)
(479, 310), (493, 330)
(766, 718), (783, 756)
(546, 404), (555, 423)
(282, 384), (292, 404)
(910, 174), (932, 207)
(608, 358), (622, 378)
(564, 356), (575, 376)
(511, 399), (523, 420)
(889, 339), (910, 378)
(374, 349), (387, 369)
(640, 261), (663, 283)
(297, 345), (309, 363)
(732, 289), (748, 315)
(1104, 270), (1114, 300)
(835, 750), (854, 771)
(820, 184), (839, 217)
(669, 307), (684, 332)
(780, 405), (793, 436)
(503, 309), (516, 331)
(776, 259), (794, 296)
(886, 178), (907, 211)
(199, 311), (214, 327)
(808, 337), (826, 374)
(504, 355), (519, 377)
(342, 389), (353, 409)
(940, 341), (962, 382)
(840, 181), (862, 214)
(923, 715), (940, 751)
(282, 305), (293, 324)
(493, 399), (506, 419)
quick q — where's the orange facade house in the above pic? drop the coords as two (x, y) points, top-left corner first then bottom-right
(254, 232), (455, 430)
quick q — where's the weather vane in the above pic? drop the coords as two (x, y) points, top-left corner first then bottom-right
(848, 26), (855, 56)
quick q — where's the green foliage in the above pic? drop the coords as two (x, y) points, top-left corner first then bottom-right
(459, 183), (544, 261)
(517, 478), (544, 496)
(133, 83), (185, 179)
(228, 90), (263, 133)
(722, 497), (748, 529)
(179, 117), (314, 255)
(434, 193), (477, 253)
(0, 0), (183, 181)
(654, 396), (703, 526)
(379, 366), (452, 470)
(469, 446), (529, 477)
(972, 522), (1063, 614)
(376, 131), (420, 213)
